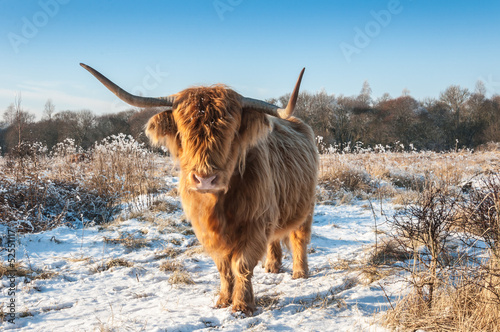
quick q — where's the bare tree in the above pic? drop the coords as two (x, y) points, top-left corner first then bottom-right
(3, 94), (35, 147)
(332, 95), (357, 148)
(420, 97), (437, 110)
(475, 80), (487, 97)
(43, 99), (55, 121)
(374, 92), (391, 106)
(439, 85), (470, 129)
(392, 186), (459, 308)
(357, 80), (372, 107)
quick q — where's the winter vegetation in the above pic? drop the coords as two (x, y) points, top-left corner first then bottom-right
(1, 85), (500, 330)
(2, 81), (500, 154)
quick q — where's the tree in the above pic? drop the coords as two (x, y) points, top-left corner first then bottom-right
(439, 85), (470, 129)
(51, 109), (97, 149)
(357, 80), (372, 107)
(95, 110), (135, 143)
(475, 80), (487, 97)
(3, 103), (16, 125)
(3, 94), (35, 148)
(128, 108), (158, 143)
(331, 95), (357, 148)
(308, 90), (335, 141)
(374, 92), (391, 106)
(43, 99), (55, 121)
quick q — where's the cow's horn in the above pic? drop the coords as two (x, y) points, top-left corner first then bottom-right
(80, 63), (175, 108)
(241, 67), (305, 119)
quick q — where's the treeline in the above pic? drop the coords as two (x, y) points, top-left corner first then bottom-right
(0, 98), (160, 154)
(274, 82), (500, 151)
(1, 82), (500, 154)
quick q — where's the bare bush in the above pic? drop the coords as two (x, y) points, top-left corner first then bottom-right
(0, 178), (120, 233)
(88, 134), (162, 202)
(459, 174), (500, 303)
(385, 175), (500, 331)
(0, 134), (170, 233)
(391, 186), (459, 307)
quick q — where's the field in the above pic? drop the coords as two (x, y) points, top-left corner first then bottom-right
(1, 137), (500, 331)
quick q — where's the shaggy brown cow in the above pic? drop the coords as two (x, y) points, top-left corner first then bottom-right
(80, 63), (318, 315)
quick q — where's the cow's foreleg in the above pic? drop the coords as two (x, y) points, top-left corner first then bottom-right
(214, 254), (233, 308)
(264, 240), (282, 273)
(231, 257), (255, 315)
(231, 238), (265, 316)
(290, 213), (312, 279)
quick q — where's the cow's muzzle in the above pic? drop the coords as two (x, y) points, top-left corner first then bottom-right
(189, 172), (225, 193)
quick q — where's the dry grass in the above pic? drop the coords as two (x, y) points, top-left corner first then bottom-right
(294, 287), (348, 313)
(184, 246), (206, 257)
(64, 256), (93, 263)
(317, 150), (500, 202)
(368, 238), (411, 266)
(86, 134), (165, 202)
(257, 292), (283, 311)
(329, 258), (354, 271)
(92, 258), (134, 273)
(103, 234), (149, 250)
(0, 262), (57, 280)
(158, 258), (194, 285)
(33, 271), (59, 280)
(150, 200), (181, 213)
(0, 262), (32, 278)
(358, 266), (395, 285)
(159, 260), (183, 272)
(384, 283), (500, 331)
(105, 258), (134, 269)
(168, 270), (195, 285)
(155, 248), (182, 260)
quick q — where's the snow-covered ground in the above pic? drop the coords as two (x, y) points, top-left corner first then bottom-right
(2, 193), (408, 331)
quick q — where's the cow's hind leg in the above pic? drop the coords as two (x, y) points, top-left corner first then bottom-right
(264, 240), (282, 273)
(214, 255), (233, 308)
(290, 213), (312, 279)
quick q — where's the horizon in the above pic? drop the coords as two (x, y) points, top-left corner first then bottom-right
(1, 0), (499, 120)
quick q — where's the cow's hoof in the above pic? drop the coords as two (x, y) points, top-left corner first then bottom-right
(292, 271), (308, 279)
(215, 296), (231, 308)
(264, 263), (281, 274)
(232, 303), (254, 317)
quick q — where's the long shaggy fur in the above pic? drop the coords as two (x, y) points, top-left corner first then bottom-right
(145, 85), (318, 315)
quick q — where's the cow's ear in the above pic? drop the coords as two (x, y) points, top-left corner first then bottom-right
(145, 111), (180, 156)
(239, 108), (271, 149)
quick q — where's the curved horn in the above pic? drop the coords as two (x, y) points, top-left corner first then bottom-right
(80, 63), (175, 108)
(241, 67), (305, 119)
(279, 67), (305, 119)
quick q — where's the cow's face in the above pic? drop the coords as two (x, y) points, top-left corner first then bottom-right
(146, 86), (270, 194)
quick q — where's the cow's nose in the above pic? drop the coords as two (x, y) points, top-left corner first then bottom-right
(191, 172), (219, 191)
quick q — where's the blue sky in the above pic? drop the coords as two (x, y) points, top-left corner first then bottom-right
(1, 0), (499, 119)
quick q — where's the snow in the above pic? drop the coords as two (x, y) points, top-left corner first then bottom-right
(2, 194), (407, 331)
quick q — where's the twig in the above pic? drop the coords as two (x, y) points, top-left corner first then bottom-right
(368, 197), (378, 254)
(378, 281), (394, 310)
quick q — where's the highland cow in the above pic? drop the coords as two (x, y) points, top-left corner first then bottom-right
(81, 63), (318, 315)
